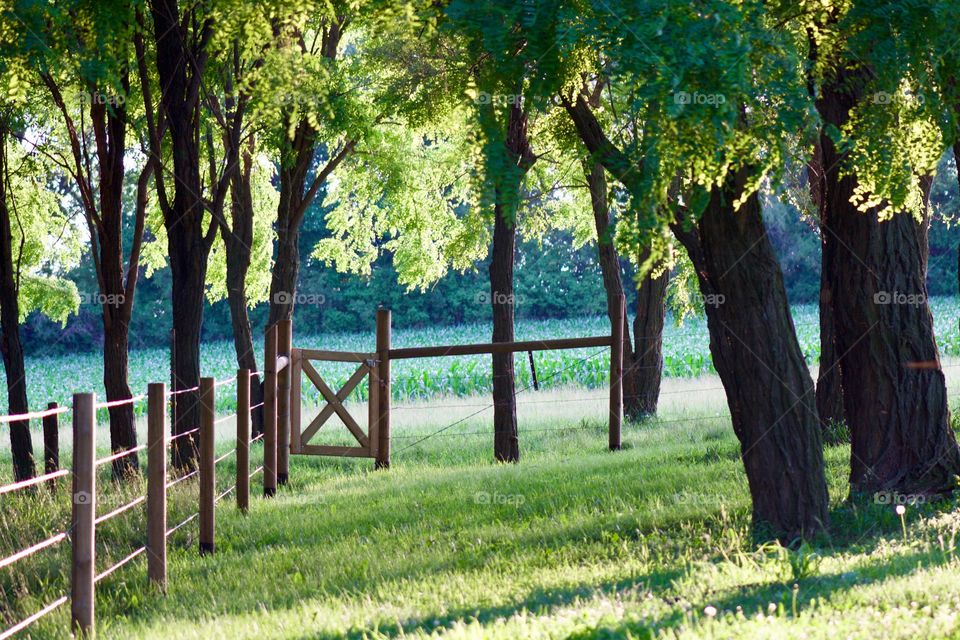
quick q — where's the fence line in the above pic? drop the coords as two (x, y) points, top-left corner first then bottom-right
(0, 353), (279, 638)
(94, 395), (147, 409)
(0, 404), (69, 424)
(0, 595), (69, 640)
(0, 531), (68, 570)
(0, 469), (70, 495)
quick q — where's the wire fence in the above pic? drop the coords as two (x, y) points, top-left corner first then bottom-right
(0, 368), (276, 639)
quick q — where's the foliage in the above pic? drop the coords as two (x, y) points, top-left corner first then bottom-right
(0, 135), (80, 325)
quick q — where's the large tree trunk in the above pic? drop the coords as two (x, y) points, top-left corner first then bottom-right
(168, 243), (208, 469)
(150, 0), (215, 469)
(808, 144), (845, 439)
(818, 68), (960, 496)
(0, 127), (34, 481)
(672, 171), (830, 541)
(584, 161), (666, 418)
(564, 91), (828, 540)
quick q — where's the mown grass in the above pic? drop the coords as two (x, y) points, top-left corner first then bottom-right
(3, 381), (960, 639)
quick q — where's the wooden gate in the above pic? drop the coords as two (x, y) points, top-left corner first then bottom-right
(290, 349), (379, 458)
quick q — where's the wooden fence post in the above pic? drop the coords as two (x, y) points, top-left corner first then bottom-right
(609, 294), (624, 451)
(199, 377), (215, 555)
(277, 318), (292, 485)
(237, 369), (250, 513)
(146, 383), (167, 589)
(42, 402), (59, 490)
(71, 392), (95, 638)
(375, 309), (391, 470)
(264, 325), (278, 497)
(290, 349), (302, 455)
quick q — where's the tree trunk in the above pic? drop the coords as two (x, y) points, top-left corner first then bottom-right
(818, 68), (960, 496)
(671, 171), (830, 541)
(632, 256), (668, 418)
(266, 21), (345, 327)
(224, 151), (264, 434)
(168, 241), (208, 469)
(268, 222), (302, 326)
(103, 319), (138, 477)
(0, 128), (34, 481)
(490, 199), (519, 462)
(584, 161), (666, 418)
(809, 144), (845, 440)
(149, 0), (215, 469)
(489, 103), (536, 463)
(564, 91), (828, 540)
(96, 97), (140, 480)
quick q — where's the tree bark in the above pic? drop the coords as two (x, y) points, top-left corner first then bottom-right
(489, 103), (536, 463)
(0, 125), (34, 481)
(672, 172), (830, 541)
(224, 141), (264, 434)
(808, 142), (845, 440)
(632, 268), (668, 417)
(148, 0), (217, 469)
(93, 95), (140, 479)
(565, 86), (829, 541)
(490, 197), (519, 462)
(818, 67), (960, 496)
(584, 161), (666, 418)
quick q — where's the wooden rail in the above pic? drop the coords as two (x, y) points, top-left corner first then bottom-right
(293, 300), (625, 465)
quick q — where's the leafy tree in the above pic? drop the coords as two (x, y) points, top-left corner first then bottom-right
(137, 0), (225, 468)
(560, 0), (830, 539)
(799, 0), (960, 495)
(0, 108), (79, 480)
(11, 0), (157, 478)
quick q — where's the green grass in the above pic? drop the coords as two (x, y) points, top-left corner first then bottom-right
(3, 384), (960, 639)
(6, 296), (960, 417)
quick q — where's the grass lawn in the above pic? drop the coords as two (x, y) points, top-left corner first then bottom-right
(4, 377), (960, 639)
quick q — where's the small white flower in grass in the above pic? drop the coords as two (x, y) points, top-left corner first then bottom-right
(896, 504), (906, 516)
(768, 603), (777, 613)
(704, 605), (718, 617)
